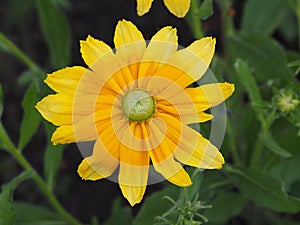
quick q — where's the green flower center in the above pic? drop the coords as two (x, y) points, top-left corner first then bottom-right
(121, 89), (155, 122)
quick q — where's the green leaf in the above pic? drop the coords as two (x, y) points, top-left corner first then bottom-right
(260, 131), (292, 158)
(133, 186), (180, 225)
(227, 33), (293, 83)
(227, 166), (300, 213)
(287, 50), (300, 76)
(18, 83), (41, 150)
(0, 83), (3, 118)
(234, 59), (262, 104)
(43, 123), (64, 190)
(241, 0), (288, 35)
(18, 69), (43, 92)
(103, 198), (133, 225)
(198, 0), (213, 20)
(0, 170), (35, 225)
(36, 0), (71, 69)
(269, 151), (300, 191)
(205, 193), (246, 224)
(14, 202), (68, 225)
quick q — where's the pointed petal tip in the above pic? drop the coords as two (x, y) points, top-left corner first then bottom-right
(119, 184), (145, 207)
(77, 160), (105, 181)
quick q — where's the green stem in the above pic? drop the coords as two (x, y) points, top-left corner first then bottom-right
(186, 0), (204, 39)
(250, 112), (276, 167)
(0, 31), (43, 74)
(226, 118), (242, 165)
(0, 123), (82, 225)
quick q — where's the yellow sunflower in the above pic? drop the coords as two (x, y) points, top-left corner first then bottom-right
(137, 0), (190, 18)
(36, 19), (234, 206)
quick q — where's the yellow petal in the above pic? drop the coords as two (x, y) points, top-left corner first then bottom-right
(154, 37), (216, 88)
(136, 0), (154, 16)
(36, 94), (73, 126)
(113, 20), (146, 66)
(138, 26), (178, 82)
(181, 112), (213, 124)
(80, 35), (113, 67)
(45, 66), (84, 95)
(160, 113), (224, 169)
(119, 184), (147, 207)
(52, 110), (115, 145)
(119, 145), (149, 206)
(149, 119), (192, 186)
(185, 82), (235, 110)
(157, 101), (213, 123)
(51, 125), (75, 145)
(77, 138), (119, 181)
(163, 0), (191, 17)
(150, 153), (192, 186)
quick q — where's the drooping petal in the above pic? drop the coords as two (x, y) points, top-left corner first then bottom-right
(154, 37), (216, 89)
(119, 146), (149, 206)
(149, 118), (192, 186)
(163, 0), (191, 18)
(77, 138), (120, 181)
(80, 35), (113, 67)
(136, 0), (154, 16)
(138, 26), (178, 82)
(160, 113), (224, 169)
(118, 122), (150, 206)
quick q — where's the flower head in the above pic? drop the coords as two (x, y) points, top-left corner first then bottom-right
(137, 0), (190, 18)
(275, 89), (299, 114)
(36, 20), (234, 206)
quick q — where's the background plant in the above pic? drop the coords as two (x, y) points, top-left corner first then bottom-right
(0, 0), (299, 224)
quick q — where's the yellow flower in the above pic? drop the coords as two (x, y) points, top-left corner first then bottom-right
(36, 20), (234, 206)
(137, 0), (190, 18)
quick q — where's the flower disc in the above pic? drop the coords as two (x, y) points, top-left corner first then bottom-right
(121, 89), (155, 122)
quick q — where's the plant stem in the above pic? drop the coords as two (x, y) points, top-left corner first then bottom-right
(186, 0), (204, 39)
(226, 118), (241, 165)
(0, 122), (82, 225)
(0, 31), (43, 75)
(250, 112), (276, 167)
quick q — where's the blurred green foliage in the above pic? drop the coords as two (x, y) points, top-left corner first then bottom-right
(0, 0), (300, 225)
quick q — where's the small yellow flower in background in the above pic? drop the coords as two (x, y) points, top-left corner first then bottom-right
(36, 19), (234, 206)
(137, 0), (190, 18)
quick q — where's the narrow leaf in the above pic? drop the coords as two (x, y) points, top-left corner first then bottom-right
(43, 123), (64, 190)
(198, 0), (213, 20)
(227, 166), (300, 213)
(36, 0), (71, 69)
(260, 131), (292, 158)
(14, 202), (68, 225)
(18, 83), (41, 150)
(241, 0), (287, 35)
(0, 170), (35, 225)
(234, 59), (262, 104)
(227, 33), (294, 83)
(205, 193), (246, 224)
